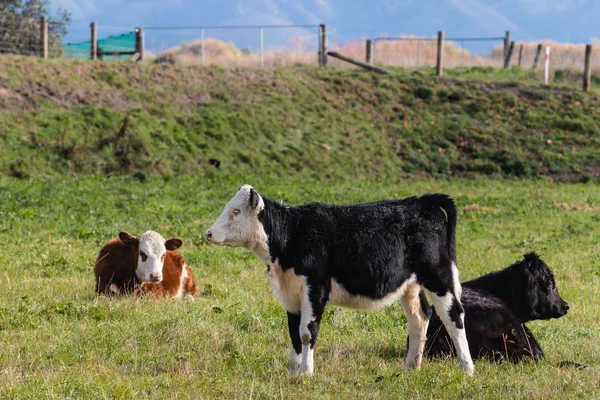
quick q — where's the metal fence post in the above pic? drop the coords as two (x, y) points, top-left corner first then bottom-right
(436, 31), (444, 77)
(40, 17), (48, 59)
(90, 22), (97, 60)
(259, 27), (264, 67)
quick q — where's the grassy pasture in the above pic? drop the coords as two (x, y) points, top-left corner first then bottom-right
(1, 175), (599, 399)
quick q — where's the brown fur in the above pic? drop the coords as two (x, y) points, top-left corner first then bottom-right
(94, 238), (139, 295)
(94, 236), (198, 298)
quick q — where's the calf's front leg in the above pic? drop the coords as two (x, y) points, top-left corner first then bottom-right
(287, 312), (303, 376)
(298, 281), (328, 376)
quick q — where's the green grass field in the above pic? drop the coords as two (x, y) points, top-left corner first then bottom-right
(1, 174), (599, 399)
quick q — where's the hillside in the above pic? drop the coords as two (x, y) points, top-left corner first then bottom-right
(1, 56), (599, 181)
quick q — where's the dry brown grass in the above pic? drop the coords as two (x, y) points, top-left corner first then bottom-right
(462, 204), (498, 213)
(148, 36), (597, 77)
(493, 41), (600, 70)
(552, 203), (600, 212)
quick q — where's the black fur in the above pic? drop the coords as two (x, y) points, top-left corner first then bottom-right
(256, 192), (463, 357)
(449, 298), (464, 329)
(287, 312), (302, 355)
(421, 252), (569, 362)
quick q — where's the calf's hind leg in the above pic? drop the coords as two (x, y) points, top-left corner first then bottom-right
(400, 283), (430, 370)
(421, 262), (474, 375)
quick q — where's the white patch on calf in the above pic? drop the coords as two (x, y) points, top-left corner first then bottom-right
(329, 275), (417, 311)
(451, 261), (462, 299)
(136, 231), (168, 283)
(301, 345), (314, 376)
(109, 283), (120, 294)
(174, 263), (189, 299)
(300, 285), (314, 345)
(427, 291), (474, 376)
(288, 347), (303, 376)
(268, 259), (306, 314)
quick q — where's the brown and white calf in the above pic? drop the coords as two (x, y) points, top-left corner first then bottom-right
(94, 230), (198, 298)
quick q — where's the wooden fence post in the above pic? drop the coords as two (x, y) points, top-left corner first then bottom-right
(518, 44), (523, 67)
(366, 39), (374, 65)
(532, 44), (542, 69)
(504, 41), (515, 68)
(583, 44), (592, 91)
(135, 27), (144, 61)
(90, 22), (97, 60)
(436, 31), (444, 77)
(504, 31), (510, 60)
(328, 51), (389, 74)
(319, 24), (327, 66)
(40, 17), (48, 59)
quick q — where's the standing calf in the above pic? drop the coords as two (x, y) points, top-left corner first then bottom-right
(206, 185), (474, 376)
(94, 230), (198, 298)
(421, 252), (569, 361)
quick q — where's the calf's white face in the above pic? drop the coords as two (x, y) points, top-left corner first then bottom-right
(119, 230), (183, 283)
(206, 185), (267, 253)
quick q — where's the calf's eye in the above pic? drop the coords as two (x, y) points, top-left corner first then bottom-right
(232, 209), (241, 216)
(140, 251), (148, 262)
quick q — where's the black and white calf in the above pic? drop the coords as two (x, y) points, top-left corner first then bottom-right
(206, 185), (474, 376)
(422, 252), (569, 361)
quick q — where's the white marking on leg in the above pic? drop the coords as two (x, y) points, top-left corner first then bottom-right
(401, 281), (429, 370)
(427, 291), (474, 376)
(299, 284), (315, 375)
(288, 347), (302, 376)
(300, 284), (314, 344)
(301, 345), (314, 376)
(109, 283), (120, 294)
(451, 261), (462, 299)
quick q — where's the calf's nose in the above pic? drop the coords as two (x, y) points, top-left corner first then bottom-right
(149, 272), (162, 282)
(206, 230), (213, 241)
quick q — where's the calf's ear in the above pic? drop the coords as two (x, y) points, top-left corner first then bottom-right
(165, 238), (183, 250)
(118, 231), (138, 246)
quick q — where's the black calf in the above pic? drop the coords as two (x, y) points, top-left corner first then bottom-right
(421, 252), (569, 361)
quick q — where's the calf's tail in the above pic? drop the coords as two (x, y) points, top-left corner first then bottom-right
(421, 194), (458, 263)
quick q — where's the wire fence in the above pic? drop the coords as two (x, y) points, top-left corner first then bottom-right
(0, 14), (597, 91)
(371, 36), (506, 69)
(0, 14), (138, 60)
(144, 24), (322, 67)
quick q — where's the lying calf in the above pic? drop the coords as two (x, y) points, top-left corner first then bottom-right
(207, 185), (475, 376)
(94, 230), (198, 298)
(421, 252), (569, 361)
